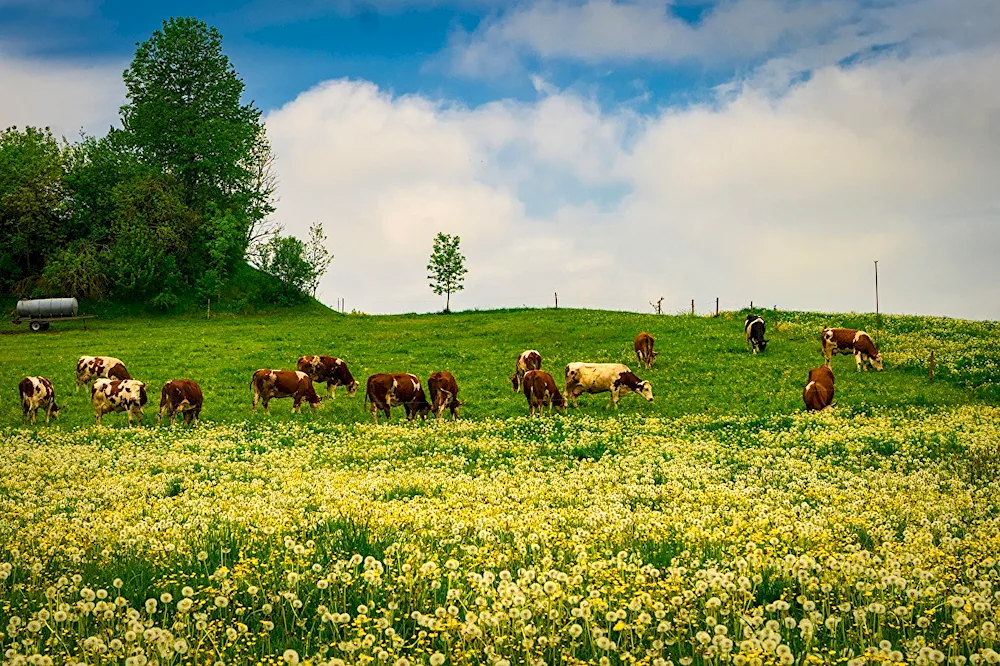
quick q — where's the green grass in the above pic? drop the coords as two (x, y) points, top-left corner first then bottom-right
(1, 305), (996, 428)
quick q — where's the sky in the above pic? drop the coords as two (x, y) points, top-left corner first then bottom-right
(2, 0), (999, 319)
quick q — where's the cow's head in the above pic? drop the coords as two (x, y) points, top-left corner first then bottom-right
(871, 353), (884, 371)
(432, 389), (452, 419)
(50, 402), (62, 419)
(510, 374), (519, 393)
(346, 380), (360, 397)
(758, 338), (769, 352)
(637, 380), (654, 402)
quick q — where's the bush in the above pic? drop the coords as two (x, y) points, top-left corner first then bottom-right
(40, 242), (108, 300)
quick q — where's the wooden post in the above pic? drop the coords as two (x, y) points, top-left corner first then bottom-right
(207, 298), (211, 319)
(750, 300), (753, 312)
(929, 350), (935, 381)
(555, 292), (558, 309)
(691, 299), (695, 315)
(874, 260), (880, 344)
(715, 297), (719, 317)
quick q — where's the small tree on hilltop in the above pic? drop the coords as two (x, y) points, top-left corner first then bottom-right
(427, 232), (467, 313)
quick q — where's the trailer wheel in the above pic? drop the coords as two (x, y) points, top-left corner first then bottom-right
(30, 321), (43, 332)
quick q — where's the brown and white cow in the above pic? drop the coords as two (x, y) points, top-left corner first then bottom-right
(564, 362), (654, 409)
(365, 373), (431, 424)
(296, 355), (360, 398)
(427, 371), (463, 421)
(76, 356), (131, 391)
(522, 369), (566, 417)
(822, 328), (883, 371)
(18, 376), (61, 424)
(250, 369), (322, 414)
(803, 365), (836, 411)
(634, 332), (657, 369)
(92, 378), (147, 426)
(510, 350), (542, 393)
(158, 379), (204, 426)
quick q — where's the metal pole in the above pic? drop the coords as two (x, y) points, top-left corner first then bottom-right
(716, 297), (719, 317)
(874, 260), (880, 343)
(691, 299), (695, 315)
(555, 292), (558, 309)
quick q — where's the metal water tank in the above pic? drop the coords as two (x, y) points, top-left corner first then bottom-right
(15, 298), (79, 318)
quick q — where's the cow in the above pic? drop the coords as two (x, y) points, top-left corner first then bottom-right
(427, 371), (463, 421)
(564, 362), (654, 409)
(18, 376), (60, 424)
(510, 350), (542, 393)
(365, 373), (431, 424)
(522, 369), (566, 417)
(803, 365), (836, 411)
(296, 355), (360, 399)
(76, 356), (131, 391)
(822, 328), (884, 371)
(745, 315), (768, 354)
(158, 379), (204, 426)
(92, 378), (147, 426)
(250, 369), (322, 414)
(634, 332), (657, 369)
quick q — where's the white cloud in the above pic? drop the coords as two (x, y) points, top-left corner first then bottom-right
(267, 46), (1000, 319)
(0, 49), (123, 139)
(447, 0), (1000, 83)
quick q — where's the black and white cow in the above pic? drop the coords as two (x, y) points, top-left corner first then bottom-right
(745, 314), (768, 354)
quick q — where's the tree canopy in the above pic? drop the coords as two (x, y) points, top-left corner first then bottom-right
(0, 17), (311, 311)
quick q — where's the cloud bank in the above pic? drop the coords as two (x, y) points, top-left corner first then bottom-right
(266, 44), (1000, 318)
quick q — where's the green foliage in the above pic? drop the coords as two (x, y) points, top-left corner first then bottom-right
(426, 232), (467, 313)
(0, 126), (67, 290)
(120, 17), (269, 227)
(251, 235), (314, 304)
(40, 241), (108, 300)
(1, 17), (284, 310)
(303, 222), (333, 297)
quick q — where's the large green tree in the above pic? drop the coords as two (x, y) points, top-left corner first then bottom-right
(119, 16), (274, 277)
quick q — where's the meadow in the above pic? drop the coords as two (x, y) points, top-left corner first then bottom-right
(2, 306), (1000, 666)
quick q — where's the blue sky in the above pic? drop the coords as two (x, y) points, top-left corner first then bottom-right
(2, 0), (999, 318)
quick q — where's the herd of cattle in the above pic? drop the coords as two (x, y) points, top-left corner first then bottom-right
(15, 316), (884, 426)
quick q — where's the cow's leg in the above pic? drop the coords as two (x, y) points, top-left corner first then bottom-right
(263, 397), (271, 415)
(135, 408), (143, 427)
(327, 382), (336, 399)
(855, 352), (863, 372)
(30, 407), (38, 425)
(251, 388), (260, 413)
(44, 405), (51, 424)
(293, 396), (302, 414)
(371, 403), (379, 424)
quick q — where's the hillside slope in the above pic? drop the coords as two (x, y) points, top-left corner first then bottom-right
(1, 307), (996, 427)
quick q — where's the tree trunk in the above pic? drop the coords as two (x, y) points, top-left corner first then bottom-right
(446, 290), (451, 312)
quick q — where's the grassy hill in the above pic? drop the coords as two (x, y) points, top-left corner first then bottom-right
(0, 305), (997, 426)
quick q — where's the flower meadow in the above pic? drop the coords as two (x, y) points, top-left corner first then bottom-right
(3, 406), (1000, 666)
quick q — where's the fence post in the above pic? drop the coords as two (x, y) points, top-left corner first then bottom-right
(555, 292), (558, 309)
(691, 299), (695, 315)
(750, 300), (753, 312)
(715, 297), (719, 317)
(929, 350), (935, 381)
(207, 298), (211, 319)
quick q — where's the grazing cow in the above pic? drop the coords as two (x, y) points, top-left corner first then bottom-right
(296, 355), (360, 398)
(92, 378), (147, 426)
(522, 369), (566, 417)
(822, 328), (884, 371)
(250, 369), (321, 414)
(564, 362), (654, 409)
(510, 350), (542, 392)
(745, 315), (768, 354)
(76, 356), (131, 391)
(634, 332), (657, 369)
(158, 379), (204, 426)
(18, 376), (60, 424)
(365, 373), (431, 424)
(427, 371), (463, 421)
(803, 365), (836, 411)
